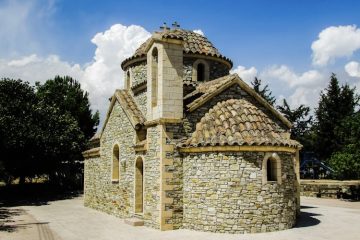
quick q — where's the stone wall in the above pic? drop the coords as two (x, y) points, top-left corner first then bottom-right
(142, 125), (161, 228)
(84, 101), (161, 228)
(300, 180), (360, 199)
(84, 101), (137, 218)
(129, 61), (147, 87)
(132, 89), (147, 116)
(182, 151), (297, 233)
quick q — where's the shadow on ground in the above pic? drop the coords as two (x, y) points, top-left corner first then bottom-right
(0, 183), (81, 233)
(0, 208), (26, 232)
(295, 207), (321, 228)
(0, 183), (82, 207)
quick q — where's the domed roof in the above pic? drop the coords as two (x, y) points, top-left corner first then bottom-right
(179, 98), (300, 148)
(121, 28), (232, 69)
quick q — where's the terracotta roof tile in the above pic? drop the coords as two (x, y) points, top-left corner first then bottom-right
(122, 29), (232, 69)
(179, 99), (300, 148)
(115, 90), (146, 127)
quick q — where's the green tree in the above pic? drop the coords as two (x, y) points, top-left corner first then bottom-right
(277, 99), (313, 150)
(36, 76), (99, 140)
(251, 77), (276, 106)
(0, 77), (97, 187)
(329, 111), (360, 179)
(0, 79), (38, 184)
(315, 73), (358, 161)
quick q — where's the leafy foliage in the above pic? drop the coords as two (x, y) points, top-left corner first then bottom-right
(0, 77), (98, 187)
(36, 76), (99, 140)
(277, 99), (314, 152)
(251, 77), (276, 106)
(314, 73), (358, 161)
(329, 112), (360, 179)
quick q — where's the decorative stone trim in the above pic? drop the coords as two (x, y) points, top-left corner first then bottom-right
(133, 141), (148, 152)
(122, 56), (147, 70)
(82, 147), (100, 158)
(179, 145), (298, 153)
(131, 81), (147, 95)
(158, 124), (175, 231)
(186, 53), (232, 69)
(262, 152), (282, 185)
(192, 59), (210, 82)
(144, 118), (182, 127)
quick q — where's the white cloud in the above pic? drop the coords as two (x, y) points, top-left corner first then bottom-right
(260, 65), (326, 109)
(262, 65), (324, 88)
(81, 24), (150, 119)
(193, 29), (204, 36)
(345, 61), (360, 77)
(287, 86), (322, 109)
(311, 25), (360, 66)
(0, 54), (83, 83)
(0, 24), (151, 124)
(230, 65), (257, 84)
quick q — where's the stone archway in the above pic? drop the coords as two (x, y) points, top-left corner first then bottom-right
(135, 157), (144, 213)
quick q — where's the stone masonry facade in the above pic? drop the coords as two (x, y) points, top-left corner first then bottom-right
(83, 27), (301, 234)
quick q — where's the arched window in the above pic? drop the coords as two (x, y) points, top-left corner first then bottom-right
(192, 59), (209, 82)
(135, 157), (144, 213)
(262, 153), (281, 184)
(197, 63), (205, 82)
(112, 144), (120, 181)
(151, 48), (158, 107)
(126, 71), (130, 89)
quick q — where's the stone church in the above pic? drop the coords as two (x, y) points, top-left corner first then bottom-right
(83, 24), (302, 234)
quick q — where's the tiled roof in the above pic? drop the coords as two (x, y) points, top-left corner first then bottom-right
(115, 90), (146, 128)
(179, 99), (300, 148)
(184, 74), (237, 108)
(122, 29), (232, 68)
(100, 89), (146, 137)
(185, 74), (293, 129)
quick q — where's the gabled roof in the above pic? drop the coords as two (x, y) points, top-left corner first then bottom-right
(100, 89), (146, 137)
(185, 73), (292, 129)
(178, 98), (300, 148)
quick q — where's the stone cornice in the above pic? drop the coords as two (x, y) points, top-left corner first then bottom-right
(178, 145), (299, 153)
(82, 147), (100, 158)
(144, 118), (182, 127)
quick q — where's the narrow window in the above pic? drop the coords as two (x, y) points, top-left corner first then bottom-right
(267, 158), (277, 181)
(112, 145), (120, 181)
(135, 157), (144, 213)
(151, 48), (158, 107)
(126, 71), (130, 89)
(197, 63), (205, 82)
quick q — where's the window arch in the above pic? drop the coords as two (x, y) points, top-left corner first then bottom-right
(192, 59), (209, 82)
(112, 144), (120, 181)
(262, 152), (281, 184)
(151, 47), (158, 107)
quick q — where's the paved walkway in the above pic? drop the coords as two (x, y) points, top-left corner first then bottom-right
(1, 196), (359, 240)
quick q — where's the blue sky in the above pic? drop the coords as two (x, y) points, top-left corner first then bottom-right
(1, 0), (360, 121)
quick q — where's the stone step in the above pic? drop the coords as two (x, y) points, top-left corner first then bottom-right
(124, 218), (144, 226)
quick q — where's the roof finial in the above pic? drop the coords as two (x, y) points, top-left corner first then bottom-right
(160, 22), (170, 31)
(172, 21), (180, 29)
